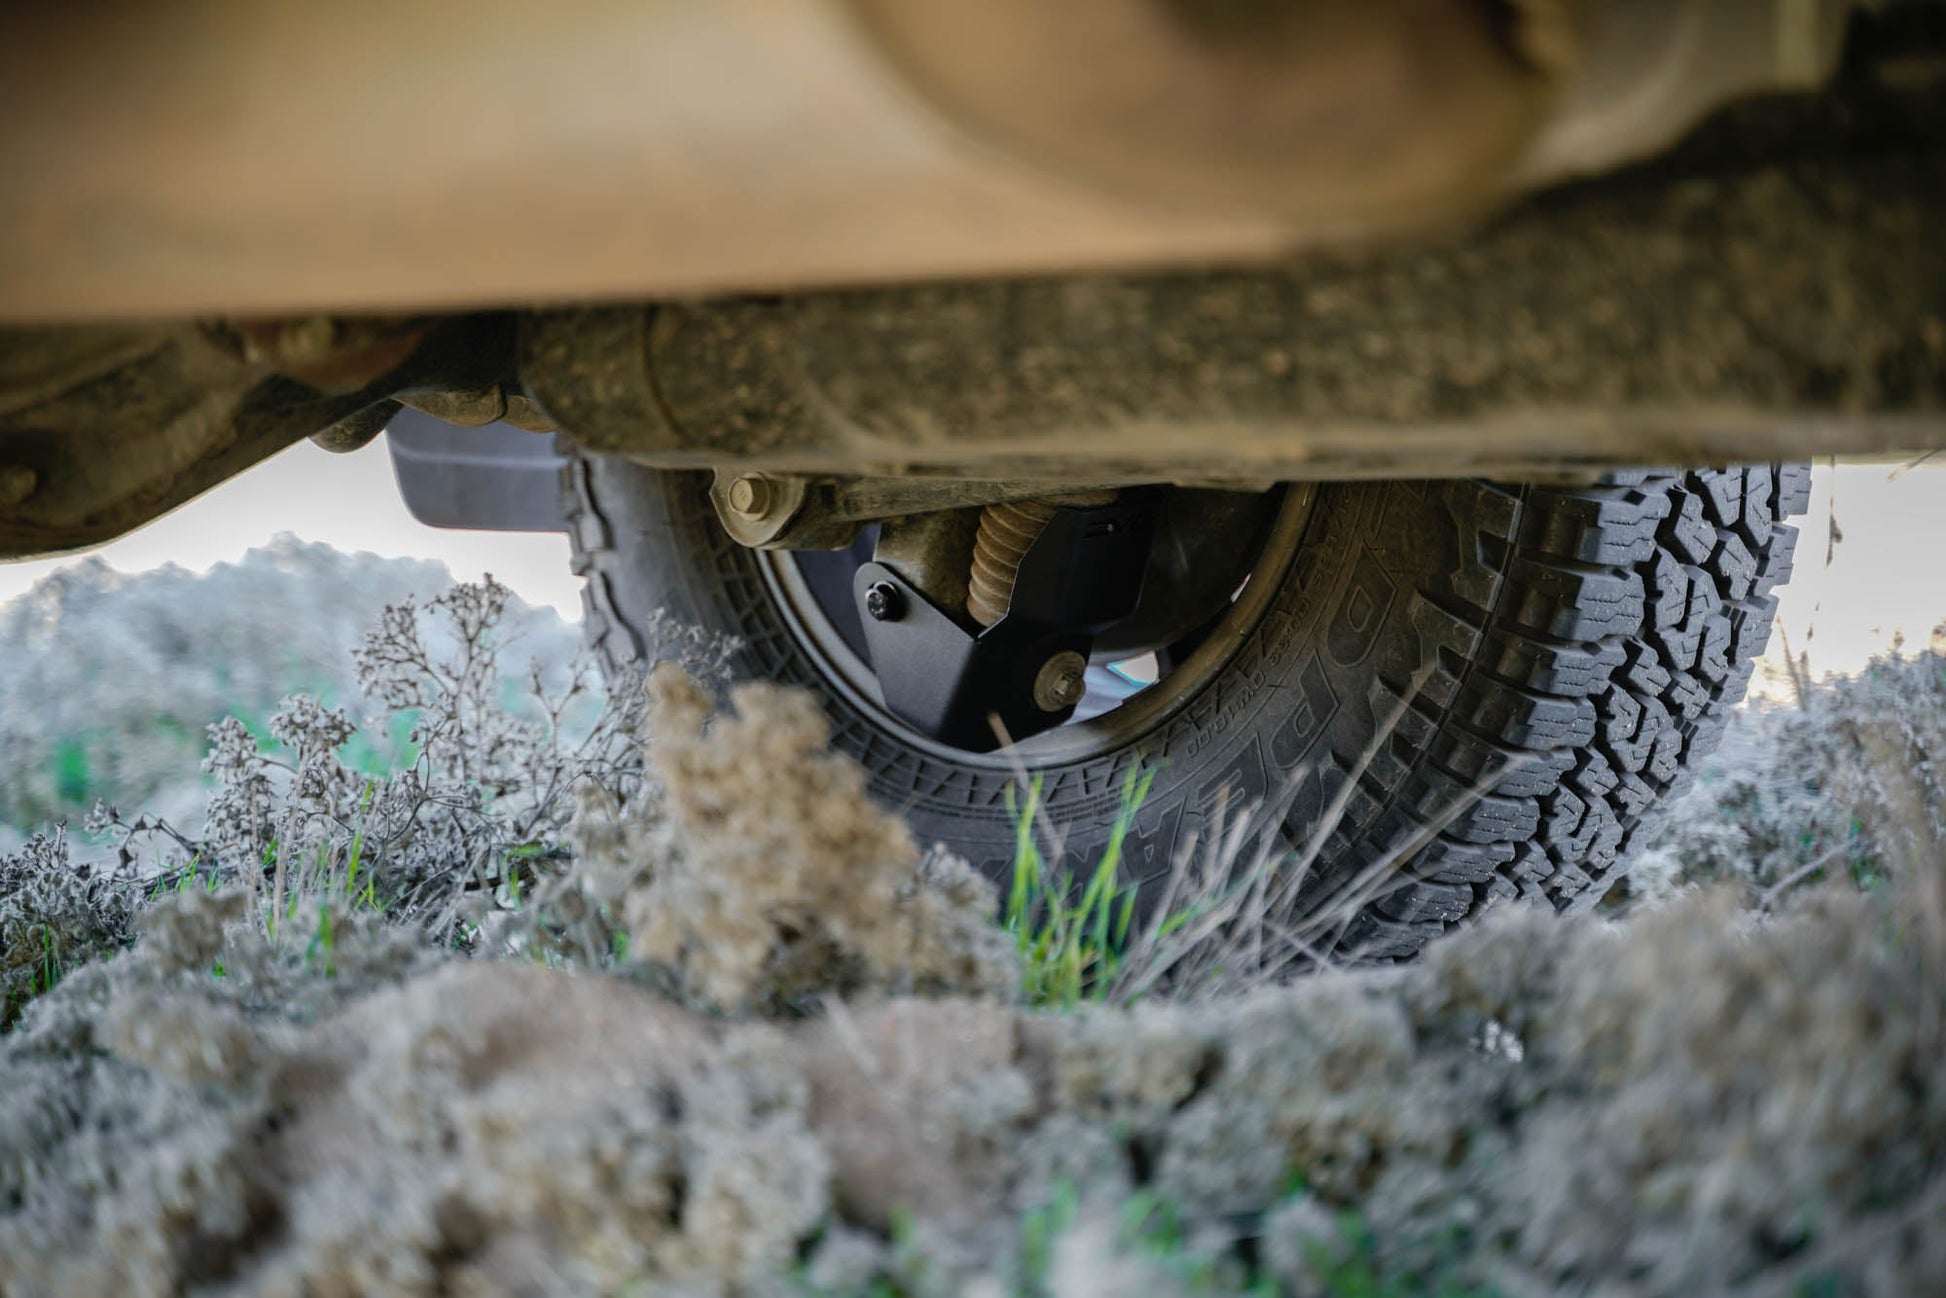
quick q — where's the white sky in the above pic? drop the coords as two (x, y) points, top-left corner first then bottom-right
(1769, 460), (1946, 679)
(0, 439), (583, 618)
(1, 444), (1942, 680)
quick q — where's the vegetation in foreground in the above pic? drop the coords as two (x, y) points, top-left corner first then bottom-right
(1, 559), (1943, 1296)
(0, 537), (583, 846)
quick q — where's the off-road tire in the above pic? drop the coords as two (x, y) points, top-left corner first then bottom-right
(564, 457), (1808, 960)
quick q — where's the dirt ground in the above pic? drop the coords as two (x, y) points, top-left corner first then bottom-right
(3, 665), (1944, 1297)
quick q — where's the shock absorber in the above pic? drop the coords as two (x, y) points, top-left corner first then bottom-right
(965, 490), (1118, 627)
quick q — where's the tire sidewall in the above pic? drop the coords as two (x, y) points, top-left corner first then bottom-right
(574, 461), (1438, 891)
(567, 455), (1805, 954)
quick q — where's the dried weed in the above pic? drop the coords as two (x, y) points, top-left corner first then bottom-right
(4, 586), (1944, 1295)
(589, 664), (1018, 1013)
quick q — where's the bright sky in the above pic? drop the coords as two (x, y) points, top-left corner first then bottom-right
(0, 438), (583, 619)
(0, 442), (1941, 681)
(1768, 459), (1946, 679)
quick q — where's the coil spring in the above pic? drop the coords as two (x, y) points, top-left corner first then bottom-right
(965, 490), (1118, 627)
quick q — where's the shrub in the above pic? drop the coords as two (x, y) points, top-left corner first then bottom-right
(1639, 648), (1946, 906)
(0, 826), (137, 1026)
(0, 538), (579, 842)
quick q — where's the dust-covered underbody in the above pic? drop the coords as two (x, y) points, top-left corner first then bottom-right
(2, 582), (1944, 1297)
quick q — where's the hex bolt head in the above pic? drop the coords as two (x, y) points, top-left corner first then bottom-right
(1032, 650), (1089, 712)
(864, 581), (905, 622)
(275, 314), (338, 364)
(726, 473), (773, 520)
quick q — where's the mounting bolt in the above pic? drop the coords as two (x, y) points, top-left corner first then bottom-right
(726, 473), (773, 520)
(275, 314), (338, 364)
(1032, 650), (1089, 712)
(864, 581), (905, 623)
(0, 463), (36, 507)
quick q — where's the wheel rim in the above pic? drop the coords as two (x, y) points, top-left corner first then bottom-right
(755, 484), (1317, 770)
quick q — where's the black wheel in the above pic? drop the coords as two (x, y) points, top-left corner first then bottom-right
(564, 455), (1807, 960)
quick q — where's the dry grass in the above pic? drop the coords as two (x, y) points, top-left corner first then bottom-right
(4, 589), (1945, 1295)
(1012, 668), (1529, 1006)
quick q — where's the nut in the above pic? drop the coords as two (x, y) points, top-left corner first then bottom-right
(864, 582), (905, 623)
(1032, 650), (1088, 712)
(726, 474), (773, 519)
(276, 314), (339, 363)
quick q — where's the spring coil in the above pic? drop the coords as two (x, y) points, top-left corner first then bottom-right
(965, 491), (1118, 627)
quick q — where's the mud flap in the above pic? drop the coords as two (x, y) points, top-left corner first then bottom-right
(385, 409), (567, 533)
